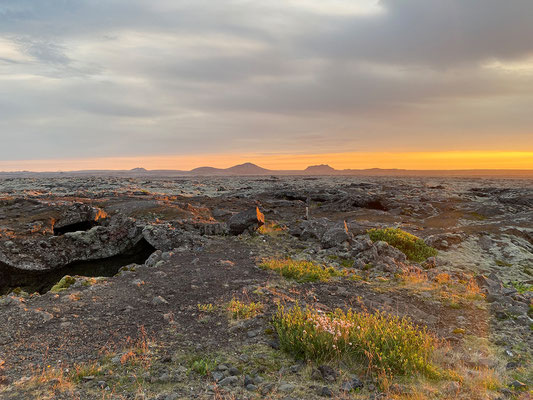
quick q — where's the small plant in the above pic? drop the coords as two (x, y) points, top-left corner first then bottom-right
(71, 362), (103, 383)
(198, 303), (216, 312)
(435, 273), (451, 285)
(9, 287), (29, 297)
(50, 276), (76, 293)
(399, 268), (428, 285)
(273, 304), (438, 378)
(465, 278), (484, 299)
(228, 298), (264, 319)
(260, 258), (339, 282)
(189, 356), (217, 376)
(368, 228), (438, 262)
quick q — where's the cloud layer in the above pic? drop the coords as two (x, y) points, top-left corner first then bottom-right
(1, 0), (532, 162)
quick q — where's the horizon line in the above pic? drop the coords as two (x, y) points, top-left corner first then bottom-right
(0, 151), (532, 172)
(2, 162), (533, 175)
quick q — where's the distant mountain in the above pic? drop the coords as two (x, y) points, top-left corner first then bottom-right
(190, 166), (222, 175)
(1, 162), (532, 178)
(190, 162), (271, 176)
(304, 164), (337, 175)
(226, 162), (270, 175)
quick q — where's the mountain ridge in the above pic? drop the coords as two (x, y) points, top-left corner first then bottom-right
(1, 162), (532, 178)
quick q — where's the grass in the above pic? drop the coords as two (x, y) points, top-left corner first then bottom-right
(368, 228), (438, 262)
(50, 275), (76, 293)
(189, 355), (217, 376)
(273, 304), (438, 378)
(71, 362), (104, 383)
(260, 258), (340, 282)
(227, 297), (264, 319)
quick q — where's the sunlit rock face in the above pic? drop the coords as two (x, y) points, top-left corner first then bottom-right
(227, 207), (265, 235)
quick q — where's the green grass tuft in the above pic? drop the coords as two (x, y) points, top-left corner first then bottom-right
(188, 356), (217, 376)
(368, 228), (438, 262)
(273, 304), (438, 378)
(260, 258), (339, 282)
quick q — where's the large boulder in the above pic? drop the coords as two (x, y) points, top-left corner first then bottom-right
(321, 222), (352, 249)
(227, 207), (265, 235)
(291, 218), (330, 240)
(142, 223), (207, 251)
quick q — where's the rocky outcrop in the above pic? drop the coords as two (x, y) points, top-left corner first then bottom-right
(227, 208), (265, 235)
(321, 222), (352, 249)
(425, 232), (465, 250)
(0, 215), (142, 272)
(142, 224), (207, 251)
(351, 238), (407, 273)
(53, 203), (107, 235)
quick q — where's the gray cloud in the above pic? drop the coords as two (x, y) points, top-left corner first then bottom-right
(0, 0), (532, 162)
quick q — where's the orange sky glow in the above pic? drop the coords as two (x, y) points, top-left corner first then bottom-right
(1, 151), (532, 172)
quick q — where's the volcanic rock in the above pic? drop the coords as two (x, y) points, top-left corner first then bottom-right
(227, 207), (265, 235)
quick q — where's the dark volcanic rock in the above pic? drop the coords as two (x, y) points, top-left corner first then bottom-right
(53, 203), (107, 235)
(321, 222), (352, 249)
(227, 207), (265, 235)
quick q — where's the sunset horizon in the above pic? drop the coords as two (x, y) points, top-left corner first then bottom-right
(1, 150), (533, 172)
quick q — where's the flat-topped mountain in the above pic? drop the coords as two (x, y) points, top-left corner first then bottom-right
(304, 164), (337, 174)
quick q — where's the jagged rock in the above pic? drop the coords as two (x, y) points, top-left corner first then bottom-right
(321, 222), (352, 249)
(475, 274), (503, 294)
(0, 215), (143, 272)
(145, 250), (163, 267)
(142, 224), (206, 251)
(218, 376), (239, 387)
(425, 232), (464, 250)
(53, 203), (107, 234)
(294, 218), (330, 240)
(227, 207), (265, 235)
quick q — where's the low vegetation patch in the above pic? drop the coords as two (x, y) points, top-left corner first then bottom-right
(260, 258), (339, 282)
(273, 304), (438, 378)
(507, 281), (533, 294)
(197, 303), (216, 312)
(227, 297), (264, 319)
(50, 275), (76, 293)
(368, 228), (438, 262)
(189, 355), (217, 376)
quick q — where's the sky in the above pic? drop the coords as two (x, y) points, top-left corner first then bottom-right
(1, 0), (532, 171)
